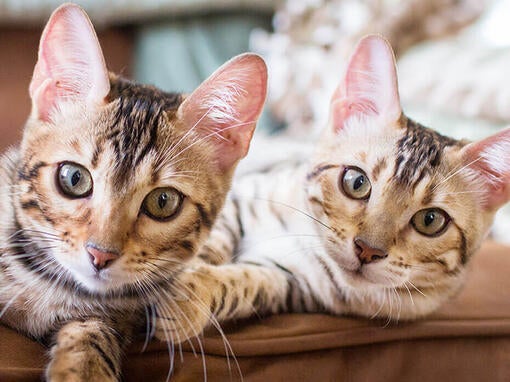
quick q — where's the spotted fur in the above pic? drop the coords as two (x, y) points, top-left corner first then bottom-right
(156, 35), (510, 345)
(0, 4), (267, 381)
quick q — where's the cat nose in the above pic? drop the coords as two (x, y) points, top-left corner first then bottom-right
(354, 238), (388, 264)
(86, 244), (120, 271)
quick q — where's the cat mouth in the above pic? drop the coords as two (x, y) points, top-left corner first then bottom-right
(92, 269), (110, 280)
(339, 264), (377, 286)
(81, 270), (114, 288)
(342, 267), (364, 279)
(325, 247), (373, 284)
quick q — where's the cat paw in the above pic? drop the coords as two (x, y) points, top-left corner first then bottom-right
(46, 321), (121, 382)
(45, 351), (117, 382)
(154, 301), (211, 345)
(154, 269), (213, 344)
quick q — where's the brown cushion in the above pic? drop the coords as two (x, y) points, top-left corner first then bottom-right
(1, 240), (509, 381)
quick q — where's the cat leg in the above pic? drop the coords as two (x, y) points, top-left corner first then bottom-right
(152, 198), (249, 343)
(155, 262), (309, 344)
(45, 318), (128, 382)
(195, 198), (242, 265)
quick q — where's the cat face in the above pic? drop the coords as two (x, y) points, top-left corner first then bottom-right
(307, 36), (510, 309)
(14, 4), (267, 295)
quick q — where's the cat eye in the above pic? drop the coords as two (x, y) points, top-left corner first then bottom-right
(142, 187), (183, 221)
(411, 208), (450, 237)
(57, 162), (93, 198)
(340, 167), (372, 200)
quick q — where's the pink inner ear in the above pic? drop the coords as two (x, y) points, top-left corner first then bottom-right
(32, 79), (59, 122)
(180, 53), (267, 171)
(29, 4), (110, 121)
(463, 128), (510, 209)
(330, 35), (401, 131)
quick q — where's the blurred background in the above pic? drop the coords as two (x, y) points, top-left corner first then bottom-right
(0, 0), (509, 241)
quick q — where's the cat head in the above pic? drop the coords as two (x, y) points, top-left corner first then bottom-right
(307, 35), (510, 318)
(14, 4), (267, 295)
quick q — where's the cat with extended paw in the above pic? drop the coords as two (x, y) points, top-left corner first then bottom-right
(155, 35), (510, 343)
(0, 3), (266, 381)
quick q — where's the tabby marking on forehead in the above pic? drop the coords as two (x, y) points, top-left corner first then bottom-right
(105, 76), (183, 186)
(394, 117), (461, 188)
(371, 157), (387, 182)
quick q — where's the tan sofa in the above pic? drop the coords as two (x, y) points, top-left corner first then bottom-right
(1, 28), (509, 382)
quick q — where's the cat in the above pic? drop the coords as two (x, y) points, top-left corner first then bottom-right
(0, 3), (267, 381)
(154, 35), (510, 344)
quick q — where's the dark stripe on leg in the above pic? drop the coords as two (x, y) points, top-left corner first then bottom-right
(89, 341), (118, 378)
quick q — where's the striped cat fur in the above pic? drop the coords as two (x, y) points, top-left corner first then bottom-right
(155, 35), (510, 344)
(0, 4), (267, 381)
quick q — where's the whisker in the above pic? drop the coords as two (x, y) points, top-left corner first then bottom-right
(439, 190), (487, 196)
(407, 280), (428, 297)
(402, 282), (415, 307)
(153, 301), (177, 382)
(432, 156), (482, 191)
(0, 283), (31, 320)
(168, 278), (243, 381)
(252, 197), (334, 233)
(157, 106), (216, 169)
(169, 120), (258, 166)
(158, 295), (207, 380)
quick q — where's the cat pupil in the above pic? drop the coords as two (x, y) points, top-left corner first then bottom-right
(158, 193), (168, 209)
(424, 211), (435, 226)
(71, 171), (81, 187)
(354, 176), (365, 190)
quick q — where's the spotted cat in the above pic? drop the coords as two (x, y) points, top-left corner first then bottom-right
(0, 4), (266, 381)
(155, 35), (510, 343)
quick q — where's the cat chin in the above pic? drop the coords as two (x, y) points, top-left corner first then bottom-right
(60, 261), (134, 295)
(338, 264), (404, 291)
(339, 266), (380, 289)
(326, 249), (385, 288)
(71, 271), (123, 294)
(328, 247), (409, 290)
(51, 250), (125, 294)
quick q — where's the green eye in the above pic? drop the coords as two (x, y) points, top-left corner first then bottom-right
(57, 162), (93, 198)
(341, 167), (372, 200)
(142, 187), (183, 221)
(411, 208), (450, 237)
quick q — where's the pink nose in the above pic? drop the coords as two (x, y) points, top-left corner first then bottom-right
(86, 245), (120, 271)
(354, 238), (388, 265)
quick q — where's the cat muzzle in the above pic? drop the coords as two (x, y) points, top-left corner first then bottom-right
(85, 244), (120, 271)
(353, 238), (388, 265)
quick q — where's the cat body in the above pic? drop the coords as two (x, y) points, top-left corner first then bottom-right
(155, 35), (510, 343)
(204, 121), (469, 320)
(0, 4), (267, 381)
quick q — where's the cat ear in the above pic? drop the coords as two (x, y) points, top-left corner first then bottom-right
(29, 3), (110, 122)
(330, 35), (402, 131)
(462, 128), (510, 210)
(179, 53), (267, 171)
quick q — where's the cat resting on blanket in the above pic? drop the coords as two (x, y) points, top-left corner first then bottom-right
(154, 35), (510, 343)
(0, 4), (267, 381)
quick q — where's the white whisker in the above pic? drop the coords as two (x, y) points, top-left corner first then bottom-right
(432, 156), (482, 192)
